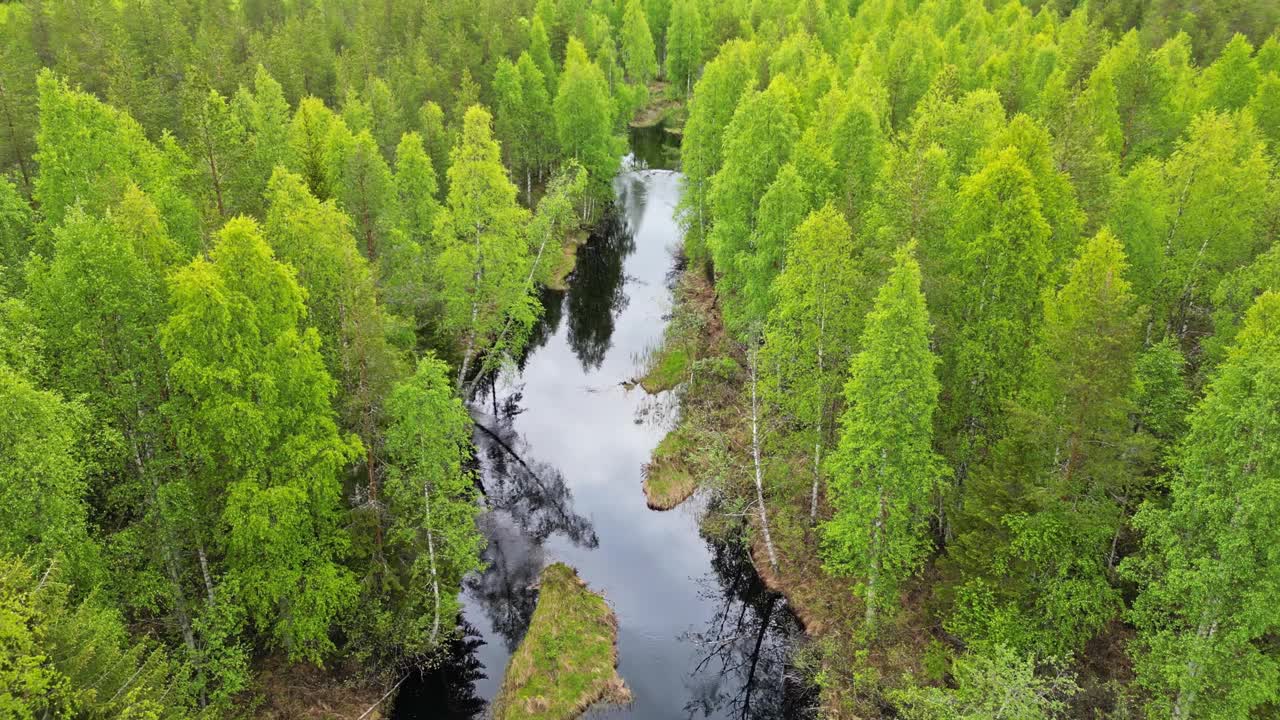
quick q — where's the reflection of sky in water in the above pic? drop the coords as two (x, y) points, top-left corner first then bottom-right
(395, 159), (812, 719)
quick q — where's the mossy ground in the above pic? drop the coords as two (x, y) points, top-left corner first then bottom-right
(642, 425), (698, 510)
(545, 229), (590, 292)
(493, 563), (630, 720)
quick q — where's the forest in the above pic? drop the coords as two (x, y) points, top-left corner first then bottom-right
(0, 0), (1278, 718)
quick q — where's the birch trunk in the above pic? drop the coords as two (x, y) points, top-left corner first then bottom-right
(750, 345), (779, 570)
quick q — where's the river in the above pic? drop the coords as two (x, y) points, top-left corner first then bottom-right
(391, 126), (814, 719)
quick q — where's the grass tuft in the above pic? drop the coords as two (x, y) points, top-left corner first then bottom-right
(493, 563), (631, 720)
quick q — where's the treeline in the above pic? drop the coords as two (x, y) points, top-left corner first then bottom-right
(0, 0), (677, 715)
(675, 0), (1280, 718)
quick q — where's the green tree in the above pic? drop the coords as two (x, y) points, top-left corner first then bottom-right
(264, 169), (404, 546)
(664, 0), (704, 94)
(516, 52), (557, 196)
(161, 217), (361, 663)
(418, 100), (451, 199)
(891, 644), (1079, 720)
(939, 148), (1051, 484)
(529, 15), (559, 97)
(332, 128), (397, 260)
(679, 39), (760, 263)
(952, 230), (1141, 655)
(621, 0), (658, 84)
(1124, 291), (1280, 719)
(0, 178), (32, 292)
(33, 71), (200, 252)
(376, 355), (483, 660)
(286, 96), (340, 200)
(0, 367), (95, 583)
(435, 106), (537, 389)
(554, 38), (619, 205)
(0, 554), (197, 719)
(394, 131), (441, 251)
(823, 243), (945, 628)
(181, 79), (249, 222)
(762, 203), (865, 524)
(708, 77), (798, 334)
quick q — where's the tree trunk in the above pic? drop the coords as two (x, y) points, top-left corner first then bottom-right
(865, 485), (886, 629)
(749, 344), (779, 570)
(422, 474), (442, 646)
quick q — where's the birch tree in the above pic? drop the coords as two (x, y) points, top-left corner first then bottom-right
(381, 355), (483, 659)
(434, 106), (537, 391)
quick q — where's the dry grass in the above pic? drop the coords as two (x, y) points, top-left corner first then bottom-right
(493, 563), (631, 720)
(252, 657), (389, 719)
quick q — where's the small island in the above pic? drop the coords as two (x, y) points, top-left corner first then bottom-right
(493, 563), (631, 720)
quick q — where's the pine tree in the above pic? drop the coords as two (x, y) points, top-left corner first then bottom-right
(1125, 291), (1280, 719)
(824, 243), (945, 629)
(287, 96), (340, 200)
(181, 79), (248, 221)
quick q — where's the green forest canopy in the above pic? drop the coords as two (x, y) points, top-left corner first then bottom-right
(0, 0), (1277, 717)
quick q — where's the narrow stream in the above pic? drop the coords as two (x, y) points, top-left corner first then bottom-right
(393, 127), (814, 719)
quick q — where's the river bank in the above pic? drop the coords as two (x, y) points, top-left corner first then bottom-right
(638, 267), (939, 718)
(392, 132), (812, 719)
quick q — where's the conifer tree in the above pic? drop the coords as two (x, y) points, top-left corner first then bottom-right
(1125, 291), (1280, 719)
(824, 243), (944, 629)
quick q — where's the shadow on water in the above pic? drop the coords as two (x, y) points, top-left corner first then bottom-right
(392, 127), (814, 719)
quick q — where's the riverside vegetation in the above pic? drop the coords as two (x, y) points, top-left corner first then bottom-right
(0, 0), (1278, 718)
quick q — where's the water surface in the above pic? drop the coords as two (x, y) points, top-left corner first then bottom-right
(393, 129), (812, 719)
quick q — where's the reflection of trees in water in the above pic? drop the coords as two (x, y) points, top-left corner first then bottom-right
(464, 512), (543, 650)
(682, 532), (818, 719)
(566, 205), (635, 371)
(463, 402), (597, 651)
(526, 286), (566, 355)
(392, 618), (486, 720)
(472, 410), (597, 546)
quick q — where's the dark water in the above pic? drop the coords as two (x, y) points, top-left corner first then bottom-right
(392, 128), (814, 719)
